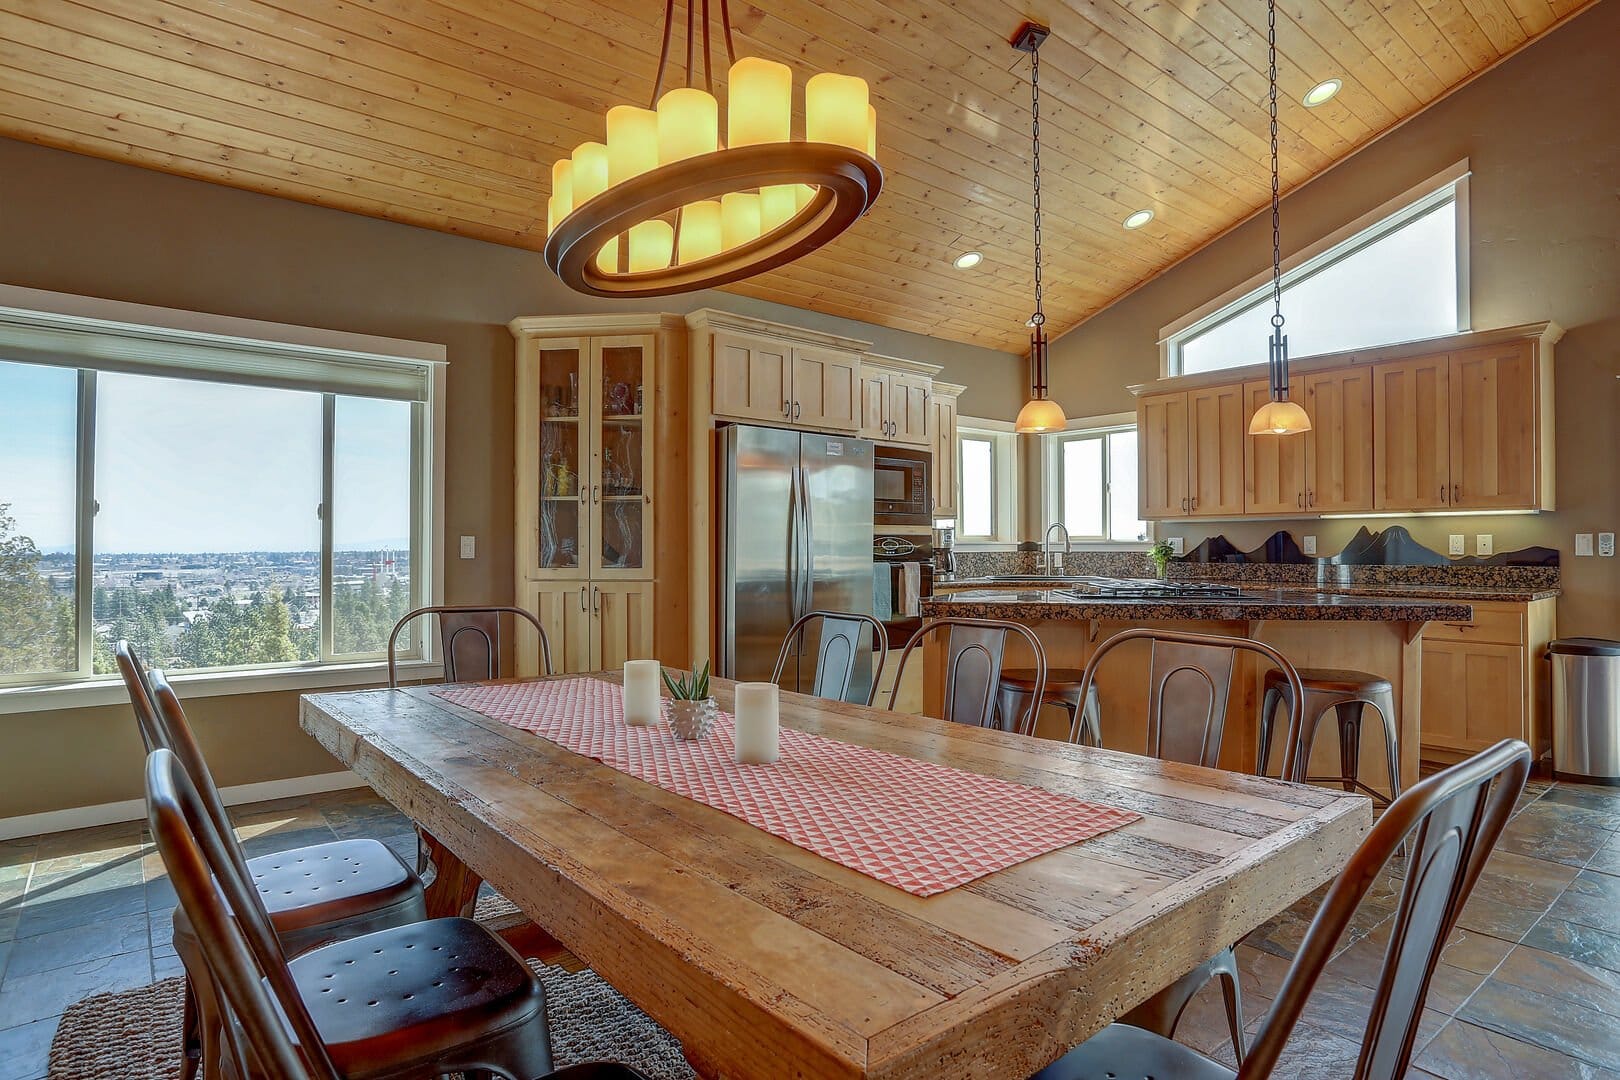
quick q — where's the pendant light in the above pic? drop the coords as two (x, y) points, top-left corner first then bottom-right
(1012, 23), (1067, 435)
(1248, 0), (1313, 436)
(544, 0), (883, 299)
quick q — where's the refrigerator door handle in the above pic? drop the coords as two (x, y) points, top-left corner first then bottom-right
(786, 463), (800, 622)
(801, 464), (815, 615)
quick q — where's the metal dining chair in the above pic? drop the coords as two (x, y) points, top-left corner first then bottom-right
(1033, 738), (1531, 1080)
(1070, 628), (1309, 1064)
(771, 610), (889, 706)
(115, 643), (427, 1080)
(144, 747), (584, 1080)
(888, 617), (1048, 735)
(386, 604), (551, 686)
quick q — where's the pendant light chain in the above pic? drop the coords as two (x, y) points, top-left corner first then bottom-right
(1268, 0), (1283, 333)
(1029, 42), (1045, 329)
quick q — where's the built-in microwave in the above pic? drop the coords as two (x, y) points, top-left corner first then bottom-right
(873, 445), (932, 526)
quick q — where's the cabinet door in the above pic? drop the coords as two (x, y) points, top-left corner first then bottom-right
(590, 337), (655, 578)
(527, 338), (590, 579)
(1449, 340), (1537, 509)
(1302, 367), (1374, 513)
(590, 581), (655, 670)
(931, 394), (959, 520)
(1420, 640), (1526, 755)
(1187, 384), (1246, 516)
(1373, 356), (1450, 510)
(521, 582), (593, 675)
(712, 331), (791, 423)
(888, 375), (932, 445)
(1243, 380), (1307, 514)
(1138, 392), (1190, 518)
(790, 347), (861, 431)
(859, 370), (889, 440)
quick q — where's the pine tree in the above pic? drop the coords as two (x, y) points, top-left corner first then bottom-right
(0, 504), (75, 675)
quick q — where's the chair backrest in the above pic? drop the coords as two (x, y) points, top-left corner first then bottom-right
(144, 668), (254, 882)
(114, 640), (164, 752)
(1075, 627), (1308, 774)
(145, 748), (342, 1080)
(771, 610), (889, 706)
(888, 618), (1047, 735)
(1239, 739), (1531, 1080)
(387, 605), (551, 687)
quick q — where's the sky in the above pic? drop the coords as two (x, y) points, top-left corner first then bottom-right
(0, 360), (412, 554)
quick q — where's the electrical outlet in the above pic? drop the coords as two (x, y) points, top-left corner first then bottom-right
(1168, 537), (1184, 556)
(459, 535), (476, 559)
(1302, 535), (1318, 556)
(1601, 533), (1616, 558)
(1476, 534), (1493, 557)
(1448, 534), (1465, 556)
(1576, 533), (1595, 556)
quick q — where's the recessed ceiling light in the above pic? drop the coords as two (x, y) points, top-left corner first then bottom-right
(1123, 209), (1154, 230)
(1303, 78), (1342, 107)
(952, 250), (984, 269)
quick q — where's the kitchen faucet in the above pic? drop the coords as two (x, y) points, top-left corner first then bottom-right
(1042, 522), (1072, 575)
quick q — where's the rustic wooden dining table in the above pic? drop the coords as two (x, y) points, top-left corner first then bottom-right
(300, 673), (1370, 1080)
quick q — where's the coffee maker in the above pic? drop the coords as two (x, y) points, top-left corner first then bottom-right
(932, 517), (957, 578)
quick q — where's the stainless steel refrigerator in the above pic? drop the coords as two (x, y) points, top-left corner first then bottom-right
(718, 425), (875, 694)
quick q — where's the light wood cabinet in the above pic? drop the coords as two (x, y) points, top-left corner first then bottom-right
(1139, 392), (1190, 518)
(712, 330), (792, 424)
(859, 370), (888, 440)
(1243, 381), (1308, 514)
(1448, 339), (1540, 509)
(518, 580), (653, 676)
(1418, 598), (1556, 765)
(1300, 366), (1374, 513)
(589, 581), (656, 671)
(790, 346), (861, 430)
(858, 361), (932, 445)
(1373, 354), (1451, 510)
(1187, 384), (1246, 516)
(930, 383), (962, 521)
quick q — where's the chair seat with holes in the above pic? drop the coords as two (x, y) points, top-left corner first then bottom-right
(1031, 1022), (1237, 1079)
(279, 917), (547, 1079)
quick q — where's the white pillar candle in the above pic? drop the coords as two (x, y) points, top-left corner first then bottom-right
(622, 660), (662, 727)
(733, 682), (780, 764)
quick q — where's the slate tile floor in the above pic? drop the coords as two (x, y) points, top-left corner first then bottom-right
(2, 780), (1619, 1079)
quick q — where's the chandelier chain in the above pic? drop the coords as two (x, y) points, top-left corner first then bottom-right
(1030, 42), (1044, 327)
(1269, 0), (1284, 331)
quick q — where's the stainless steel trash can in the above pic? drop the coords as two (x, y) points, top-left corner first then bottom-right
(1548, 638), (1620, 784)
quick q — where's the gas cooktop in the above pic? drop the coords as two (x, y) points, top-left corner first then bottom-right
(1055, 577), (1264, 600)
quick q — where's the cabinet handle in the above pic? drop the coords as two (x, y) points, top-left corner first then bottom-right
(1453, 483), (1460, 503)
(593, 484), (600, 505)
(783, 400), (792, 417)
(1439, 485), (1447, 504)
(592, 585), (601, 614)
(579, 585), (587, 611)
(1307, 490), (1314, 507)
(1190, 497), (1198, 511)
(1181, 496), (1188, 512)
(1297, 492), (1304, 508)
(793, 401), (802, 420)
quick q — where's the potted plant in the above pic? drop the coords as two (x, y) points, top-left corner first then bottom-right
(1149, 539), (1176, 580)
(661, 661), (717, 742)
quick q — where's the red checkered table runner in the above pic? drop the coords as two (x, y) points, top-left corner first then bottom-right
(431, 676), (1139, 897)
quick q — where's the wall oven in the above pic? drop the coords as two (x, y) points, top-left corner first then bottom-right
(873, 445), (932, 526)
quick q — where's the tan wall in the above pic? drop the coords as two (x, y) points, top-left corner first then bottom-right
(0, 137), (1018, 819)
(1036, 3), (1620, 639)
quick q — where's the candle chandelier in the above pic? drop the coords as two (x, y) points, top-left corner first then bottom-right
(1012, 22), (1067, 435)
(543, 0), (884, 298)
(1248, 0), (1313, 436)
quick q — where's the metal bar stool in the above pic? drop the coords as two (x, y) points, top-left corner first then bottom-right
(995, 669), (1102, 745)
(1256, 667), (1402, 805)
(771, 610), (889, 706)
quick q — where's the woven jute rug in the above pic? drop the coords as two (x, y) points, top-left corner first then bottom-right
(47, 958), (697, 1080)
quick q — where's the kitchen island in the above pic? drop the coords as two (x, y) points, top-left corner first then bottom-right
(918, 586), (1478, 787)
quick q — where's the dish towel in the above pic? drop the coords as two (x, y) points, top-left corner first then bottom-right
(899, 561), (921, 616)
(872, 565), (892, 621)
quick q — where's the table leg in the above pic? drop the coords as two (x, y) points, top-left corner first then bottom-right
(419, 829), (483, 919)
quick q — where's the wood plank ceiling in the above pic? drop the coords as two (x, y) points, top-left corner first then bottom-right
(0, 0), (1592, 351)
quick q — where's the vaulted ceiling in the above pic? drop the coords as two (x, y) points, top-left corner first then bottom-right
(0, 0), (1592, 351)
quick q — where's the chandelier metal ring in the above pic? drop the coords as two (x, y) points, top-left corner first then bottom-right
(545, 143), (882, 298)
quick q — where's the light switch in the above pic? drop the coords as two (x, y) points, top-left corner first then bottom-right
(1168, 537), (1184, 556)
(1302, 535), (1318, 556)
(1476, 534), (1493, 557)
(459, 535), (476, 559)
(1576, 533), (1594, 556)
(1601, 533), (1616, 558)
(1448, 534), (1465, 556)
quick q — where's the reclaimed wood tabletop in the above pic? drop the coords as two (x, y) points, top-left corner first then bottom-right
(300, 674), (1370, 1080)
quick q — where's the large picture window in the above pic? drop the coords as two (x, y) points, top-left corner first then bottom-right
(0, 297), (441, 693)
(1165, 169), (1468, 376)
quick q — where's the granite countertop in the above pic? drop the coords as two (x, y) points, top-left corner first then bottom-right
(921, 588), (1475, 623)
(935, 577), (1559, 603)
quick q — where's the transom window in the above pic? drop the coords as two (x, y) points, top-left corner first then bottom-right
(1166, 168), (1469, 376)
(1043, 426), (1149, 544)
(0, 298), (443, 691)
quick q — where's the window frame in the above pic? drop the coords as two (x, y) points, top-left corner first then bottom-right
(954, 417), (1019, 548)
(1160, 162), (1471, 377)
(1040, 413), (1153, 548)
(0, 285), (447, 712)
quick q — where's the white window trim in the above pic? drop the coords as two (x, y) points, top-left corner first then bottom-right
(1039, 411), (1153, 549)
(0, 284), (448, 712)
(1159, 161), (1472, 377)
(954, 415), (1019, 549)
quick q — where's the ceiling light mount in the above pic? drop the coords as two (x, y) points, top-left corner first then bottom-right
(543, 0), (883, 298)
